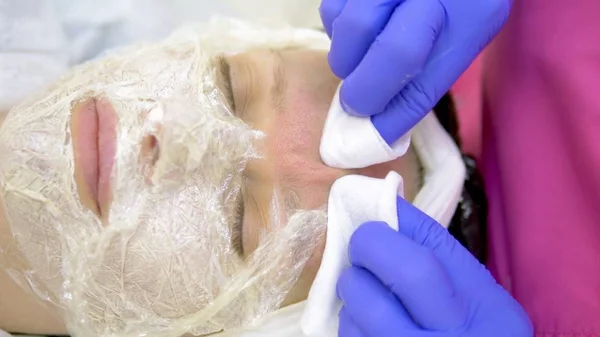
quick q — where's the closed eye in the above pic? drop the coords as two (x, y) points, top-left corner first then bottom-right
(217, 56), (236, 113)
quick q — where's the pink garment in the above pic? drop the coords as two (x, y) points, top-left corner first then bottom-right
(482, 0), (600, 336)
(451, 54), (484, 161)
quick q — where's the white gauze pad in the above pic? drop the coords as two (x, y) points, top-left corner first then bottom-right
(300, 171), (404, 337)
(319, 85), (412, 169)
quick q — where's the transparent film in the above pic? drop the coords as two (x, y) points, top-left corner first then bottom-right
(0, 17), (330, 336)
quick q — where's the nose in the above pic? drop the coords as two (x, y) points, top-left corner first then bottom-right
(140, 134), (160, 183)
(141, 134), (160, 166)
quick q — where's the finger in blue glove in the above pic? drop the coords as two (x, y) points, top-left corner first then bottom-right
(320, 0), (511, 144)
(336, 197), (533, 337)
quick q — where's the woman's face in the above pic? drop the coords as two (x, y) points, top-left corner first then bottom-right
(220, 48), (421, 254)
(0, 25), (421, 334)
(210, 48), (421, 303)
(64, 47), (421, 304)
(65, 50), (422, 255)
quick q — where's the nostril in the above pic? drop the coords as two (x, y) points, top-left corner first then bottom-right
(140, 134), (160, 185)
(141, 135), (160, 166)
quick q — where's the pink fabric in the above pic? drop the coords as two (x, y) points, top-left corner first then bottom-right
(482, 0), (600, 336)
(451, 54), (484, 160)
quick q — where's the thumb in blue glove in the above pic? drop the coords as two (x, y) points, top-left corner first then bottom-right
(336, 197), (532, 337)
(320, 0), (510, 144)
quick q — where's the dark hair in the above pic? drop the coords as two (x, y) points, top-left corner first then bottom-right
(432, 94), (488, 264)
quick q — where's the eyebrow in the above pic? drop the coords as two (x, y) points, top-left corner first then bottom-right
(270, 50), (287, 113)
(284, 189), (300, 212)
(218, 56), (236, 112)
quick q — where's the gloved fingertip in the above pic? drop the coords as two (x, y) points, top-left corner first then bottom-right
(360, 220), (392, 231)
(336, 279), (343, 301)
(396, 197), (460, 257)
(323, 25), (333, 39)
(338, 307), (366, 337)
(396, 197), (432, 238)
(336, 267), (355, 302)
(371, 114), (403, 145)
(337, 267), (374, 302)
(319, 0), (347, 39)
(328, 50), (351, 79)
(352, 221), (392, 245)
(348, 221), (394, 264)
(340, 97), (361, 117)
(338, 82), (370, 117)
(319, 10), (332, 38)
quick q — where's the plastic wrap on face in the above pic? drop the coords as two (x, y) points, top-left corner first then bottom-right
(0, 18), (329, 336)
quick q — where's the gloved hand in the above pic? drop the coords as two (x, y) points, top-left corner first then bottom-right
(336, 197), (532, 337)
(320, 0), (511, 144)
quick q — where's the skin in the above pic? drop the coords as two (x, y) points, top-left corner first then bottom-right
(0, 49), (421, 335)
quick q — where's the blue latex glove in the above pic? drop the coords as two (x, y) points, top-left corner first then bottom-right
(320, 0), (511, 144)
(336, 197), (532, 337)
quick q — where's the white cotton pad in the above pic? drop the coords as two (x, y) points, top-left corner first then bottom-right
(319, 84), (412, 169)
(300, 171), (404, 337)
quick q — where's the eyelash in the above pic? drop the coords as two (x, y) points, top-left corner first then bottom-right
(218, 56), (237, 114)
(232, 191), (245, 256)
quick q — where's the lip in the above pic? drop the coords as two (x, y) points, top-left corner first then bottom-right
(71, 98), (117, 219)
